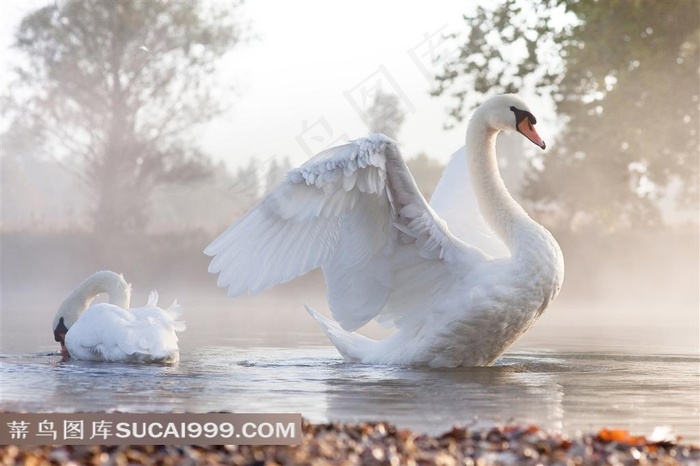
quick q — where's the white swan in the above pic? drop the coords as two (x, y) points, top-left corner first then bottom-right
(205, 94), (564, 367)
(51, 271), (185, 363)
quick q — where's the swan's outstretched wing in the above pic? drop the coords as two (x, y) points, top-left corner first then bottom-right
(430, 146), (509, 258)
(205, 134), (487, 331)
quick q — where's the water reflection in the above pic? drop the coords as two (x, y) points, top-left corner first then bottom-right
(321, 361), (565, 434)
(1, 348), (697, 443)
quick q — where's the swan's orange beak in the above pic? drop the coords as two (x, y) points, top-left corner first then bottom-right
(517, 118), (546, 150)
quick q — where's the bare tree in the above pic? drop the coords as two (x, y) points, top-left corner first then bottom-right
(4, 0), (246, 235)
(365, 90), (406, 141)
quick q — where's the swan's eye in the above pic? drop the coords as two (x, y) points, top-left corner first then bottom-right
(510, 106), (536, 127)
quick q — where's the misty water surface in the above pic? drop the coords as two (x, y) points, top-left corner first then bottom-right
(1, 289), (698, 444)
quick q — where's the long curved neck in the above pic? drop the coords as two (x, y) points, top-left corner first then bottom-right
(53, 271), (131, 329)
(466, 118), (536, 253)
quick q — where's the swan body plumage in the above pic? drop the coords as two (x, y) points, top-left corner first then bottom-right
(52, 271), (185, 363)
(206, 94), (564, 367)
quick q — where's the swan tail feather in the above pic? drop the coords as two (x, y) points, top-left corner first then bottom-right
(142, 291), (185, 332)
(146, 290), (159, 307)
(164, 300), (186, 332)
(305, 305), (374, 362)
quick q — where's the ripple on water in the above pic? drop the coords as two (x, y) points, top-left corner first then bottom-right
(0, 347), (698, 442)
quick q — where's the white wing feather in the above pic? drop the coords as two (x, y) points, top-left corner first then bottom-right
(205, 134), (486, 331)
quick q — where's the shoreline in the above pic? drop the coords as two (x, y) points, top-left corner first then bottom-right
(2, 420), (698, 465)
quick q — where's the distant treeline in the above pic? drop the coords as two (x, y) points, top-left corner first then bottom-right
(2, 231), (215, 294)
(2, 152), (452, 236)
(3, 227), (698, 324)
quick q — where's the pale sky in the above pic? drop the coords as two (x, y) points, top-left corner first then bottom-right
(202, 0), (478, 169)
(1, 1), (557, 171)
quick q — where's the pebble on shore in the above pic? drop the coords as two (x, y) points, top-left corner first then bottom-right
(1, 421), (698, 465)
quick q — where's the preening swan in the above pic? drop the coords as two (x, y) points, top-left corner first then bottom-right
(52, 271), (185, 363)
(206, 94), (564, 367)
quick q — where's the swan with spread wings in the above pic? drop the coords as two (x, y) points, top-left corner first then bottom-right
(205, 94), (564, 367)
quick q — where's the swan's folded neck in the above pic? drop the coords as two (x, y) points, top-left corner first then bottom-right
(54, 271), (132, 329)
(466, 120), (540, 254)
